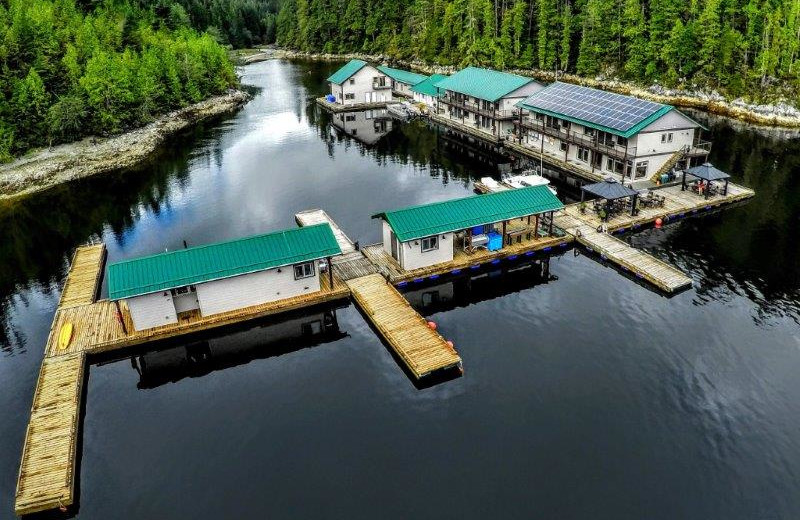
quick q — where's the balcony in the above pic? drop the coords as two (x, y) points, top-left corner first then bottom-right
(373, 79), (391, 89)
(439, 96), (517, 120)
(686, 140), (712, 156)
(517, 117), (636, 161)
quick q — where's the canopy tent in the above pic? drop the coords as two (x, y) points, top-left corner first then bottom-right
(681, 163), (730, 198)
(580, 179), (639, 216)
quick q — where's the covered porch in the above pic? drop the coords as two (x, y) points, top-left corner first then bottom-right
(681, 163), (731, 199)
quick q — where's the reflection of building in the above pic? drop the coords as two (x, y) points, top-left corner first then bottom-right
(331, 109), (393, 145)
(402, 257), (556, 313)
(132, 306), (346, 388)
(327, 59), (392, 105)
(514, 82), (710, 182)
(107, 224), (340, 331)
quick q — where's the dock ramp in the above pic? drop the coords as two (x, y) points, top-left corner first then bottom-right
(347, 274), (461, 378)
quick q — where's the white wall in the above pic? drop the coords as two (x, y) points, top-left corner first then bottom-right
(127, 291), (178, 331)
(412, 92), (436, 108)
(330, 65), (391, 105)
(399, 233), (454, 271)
(382, 221), (394, 256)
(195, 265), (321, 317)
(172, 290), (200, 314)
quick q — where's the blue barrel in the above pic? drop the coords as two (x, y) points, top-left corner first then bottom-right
(326, 94), (336, 103)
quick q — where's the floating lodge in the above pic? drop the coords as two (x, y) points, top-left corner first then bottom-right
(17, 60), (758, 517)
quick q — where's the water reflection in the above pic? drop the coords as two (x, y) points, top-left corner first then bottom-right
(128, 304), (347, 389)
(329, 109), (394, 145)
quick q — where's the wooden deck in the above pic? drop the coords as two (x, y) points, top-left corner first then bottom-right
(295, 208), (377, 281)
(429, 113), (503, 144)
(575, 230), (692, 292)
(15, 353), (85, 515)
(347, 274), (461, 378)
(503, 141), (604, 183)
(362, 228), (571, 284)
(58, 243), (106, 308)
(315, 97), (398, 112)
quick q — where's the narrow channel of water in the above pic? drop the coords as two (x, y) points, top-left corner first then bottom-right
(1, 59), (799, 518)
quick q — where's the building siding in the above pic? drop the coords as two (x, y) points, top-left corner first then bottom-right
(330, 65), (391, 105)
(195, 265), (321, 317)
(127, 291), (178, 331)
(399, 232), (454, 271)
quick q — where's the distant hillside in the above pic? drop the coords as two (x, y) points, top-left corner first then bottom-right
(274, 0), (800, 103)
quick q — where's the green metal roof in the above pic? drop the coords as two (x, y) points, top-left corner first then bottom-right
(376, 65), (427, 86)
(433, 67), (535, 102)
(373, 186), (564, 242)
(327, 59), (368, 85)
(107, 224), (341, 300)
(411, 74), (447, 97)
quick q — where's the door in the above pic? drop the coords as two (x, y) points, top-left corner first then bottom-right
(390, 231), (398, 260)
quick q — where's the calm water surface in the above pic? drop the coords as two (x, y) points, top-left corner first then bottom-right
(1, 59), (800, 519)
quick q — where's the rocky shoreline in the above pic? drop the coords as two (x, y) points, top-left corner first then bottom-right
(249, 48), (800, 129)
(0, 89), (251, 202)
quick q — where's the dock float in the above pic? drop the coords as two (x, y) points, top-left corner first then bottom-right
(295, 209), (377, 281)
(347, 274), (461, 379)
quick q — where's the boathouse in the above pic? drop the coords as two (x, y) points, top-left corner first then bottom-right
(327, 59), (391, 106)
(514, 82), (710, 183)
(434, 67), (545, 140)
(411, 74), (447, 109)
(106, 224), (341, 331)
(372, 185), (563, 271)
(376, 65), (427, 98)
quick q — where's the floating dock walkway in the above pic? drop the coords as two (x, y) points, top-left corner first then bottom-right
(347, 274), (461, 378)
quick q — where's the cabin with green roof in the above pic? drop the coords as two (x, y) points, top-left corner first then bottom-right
(372, 185), (563, 271)
(326, 59), (392, 106)
(514, 81), (709, 183)
(376, 65), (427, 97)
(107, 224), (341, 331)
(434, 67), (545, 141)
(411, 74), (447, 109)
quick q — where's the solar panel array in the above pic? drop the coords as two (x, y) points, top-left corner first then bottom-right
(522, 82), (664, 133)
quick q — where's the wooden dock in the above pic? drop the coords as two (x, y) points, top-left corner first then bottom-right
(315, 97), (399, 113)
(295, 209), (377, 281)
(347, 274), (461, 378)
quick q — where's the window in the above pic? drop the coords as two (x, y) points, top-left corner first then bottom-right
(421, 235), (439, 252)
(577, 147), (590, 162)
(345, 115), (356, 121)
(349, 78), (355, 85)
(635, 161), (649, 179)
(344, 93), (355, 100)
(661, 132), (673, 143)
(294, 262), (315, 280)
(560, 141), (568, 152)
(667, 132), (674, 143)
(170, 286), (195, 296)
(584, 127), (595, 136)
(607, 158), (624, 174)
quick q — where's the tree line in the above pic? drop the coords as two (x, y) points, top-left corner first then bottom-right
(0, 0), (237, 162)
(275, 0), (800, 100)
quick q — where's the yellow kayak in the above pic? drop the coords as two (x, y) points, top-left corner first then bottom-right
(58, 322), (74, 351)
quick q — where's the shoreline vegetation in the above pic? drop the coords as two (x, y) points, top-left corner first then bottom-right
(0, 89), (250, 202)
(243, 48), (800, 129)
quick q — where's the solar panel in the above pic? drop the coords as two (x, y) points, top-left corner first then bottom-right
(522, 82), (664, 133)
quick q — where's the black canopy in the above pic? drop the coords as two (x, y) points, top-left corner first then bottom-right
(581, 179), (638, 200)
(685, 163), (730, 181)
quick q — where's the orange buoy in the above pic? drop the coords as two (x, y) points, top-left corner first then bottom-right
(447, 340), (454, 348)
(655, 217), (663, 229)
(427, 321), (437, 330)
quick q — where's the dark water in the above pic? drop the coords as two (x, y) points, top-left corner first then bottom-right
(2, 59), (800, 519)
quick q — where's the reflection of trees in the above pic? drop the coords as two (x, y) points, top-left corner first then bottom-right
(0, 128), (203, 353)
(631, 120), (800, 324)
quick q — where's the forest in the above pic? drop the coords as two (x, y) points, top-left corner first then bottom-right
(275, 0), (800, 100)
(0, 0), (237, 162)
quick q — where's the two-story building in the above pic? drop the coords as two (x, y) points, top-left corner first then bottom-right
(411, 74), (447, 109)
(434, 67), (545, 141)
(376, 65), (428, 98)
(514, 82), (710, 182)
(327, 59), (392, 106)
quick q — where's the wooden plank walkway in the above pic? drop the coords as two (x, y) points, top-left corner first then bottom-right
(295, 209), (377, 281)
(574, 229), (692, 292)
(58, 243), (106, 309)
(347, 274), (461, 379)
(15, 353), (85, 515)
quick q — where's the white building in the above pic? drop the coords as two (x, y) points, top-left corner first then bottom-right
(327, 59), (392, 106)
(372, 185), (563, 272)
(434, 67), (545, 141)
(410, 74), (447, 110)
(514, 82), (710, 182)
(106, 224), (341, 331)
(376, 65), (428, 98)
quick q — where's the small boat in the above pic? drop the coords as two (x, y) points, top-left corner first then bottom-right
(502, 171), (557, 196)
(58, 322), (74, 351)
(475, 177), (510, 193)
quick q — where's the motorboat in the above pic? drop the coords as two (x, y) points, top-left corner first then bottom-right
(502, 170), (557, 196)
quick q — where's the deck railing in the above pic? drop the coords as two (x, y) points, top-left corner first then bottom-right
(439, 96), (517, 119)
(518, 117), (636, 160)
